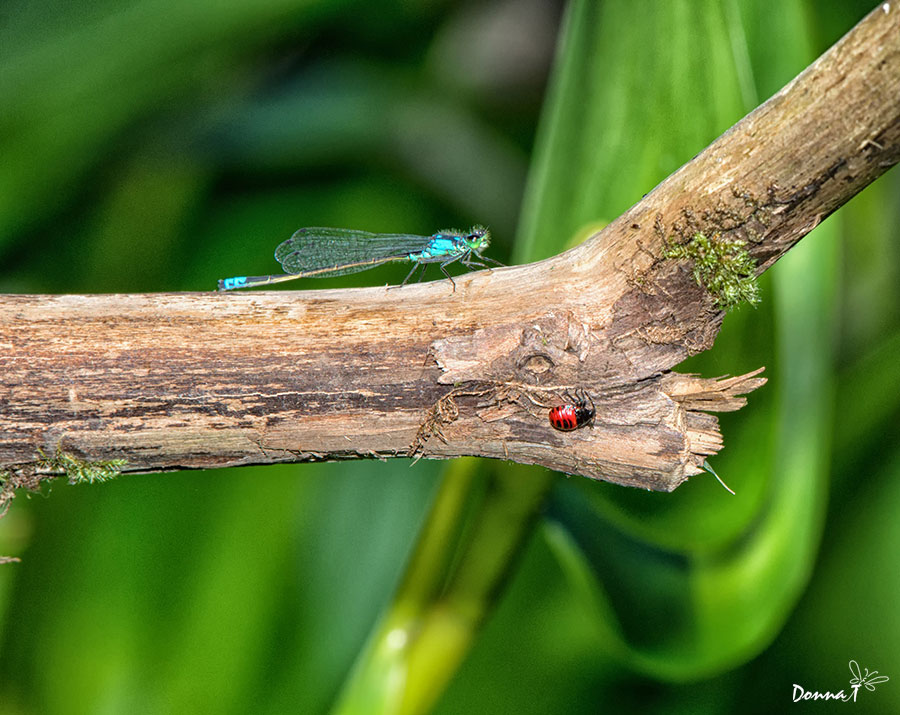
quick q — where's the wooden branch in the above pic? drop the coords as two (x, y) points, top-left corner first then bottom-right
(1, 4), (898, 492)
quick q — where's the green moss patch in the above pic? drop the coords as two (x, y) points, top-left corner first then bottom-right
(36, 448), (127, 485)
(664, 232), (760, 310)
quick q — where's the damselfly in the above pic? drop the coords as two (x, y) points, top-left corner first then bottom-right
(217, 226), (501, 292)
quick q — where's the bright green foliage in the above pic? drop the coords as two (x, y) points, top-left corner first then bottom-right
(36, 448), (127, 485)
(0, 1), (896, 714)
(664, 232), (760, 310)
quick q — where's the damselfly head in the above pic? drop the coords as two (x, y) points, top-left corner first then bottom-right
(465, 225), (490, 250)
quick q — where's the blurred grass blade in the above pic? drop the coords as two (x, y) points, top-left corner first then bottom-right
(333, 461), (551, 715)
(516, 0), (747, 262)
(543, 0), (838, 679)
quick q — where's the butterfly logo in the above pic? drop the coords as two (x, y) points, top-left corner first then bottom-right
(843, 660), (889, 702)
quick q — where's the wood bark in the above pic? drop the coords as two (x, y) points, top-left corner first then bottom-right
(1, 4), (898, 491)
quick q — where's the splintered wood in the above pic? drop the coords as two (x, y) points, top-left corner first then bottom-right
(1, 4), (898, 490)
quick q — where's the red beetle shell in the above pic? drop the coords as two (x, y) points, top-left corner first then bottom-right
(549, 395), (595, 432)
(549, 404), (580, 431)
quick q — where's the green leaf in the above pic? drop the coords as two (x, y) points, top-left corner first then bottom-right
(537, 0), (838, 681)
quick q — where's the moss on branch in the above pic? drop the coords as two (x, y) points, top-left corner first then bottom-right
(664, 232), (760, 310)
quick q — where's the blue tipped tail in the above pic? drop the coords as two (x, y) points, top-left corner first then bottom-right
(218, 276), (248, 291)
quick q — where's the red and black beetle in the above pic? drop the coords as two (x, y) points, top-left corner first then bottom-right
(548, 389), (595, 431)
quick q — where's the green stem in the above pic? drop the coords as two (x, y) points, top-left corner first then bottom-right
(332, 460), (552, 715)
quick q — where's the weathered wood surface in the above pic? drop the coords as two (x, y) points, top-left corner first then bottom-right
(1, 3), (898, 491)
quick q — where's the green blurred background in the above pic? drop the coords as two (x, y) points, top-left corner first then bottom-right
(1, 0), (898, 713)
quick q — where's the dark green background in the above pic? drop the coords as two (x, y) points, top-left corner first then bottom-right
(1, 1), (897, 713)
